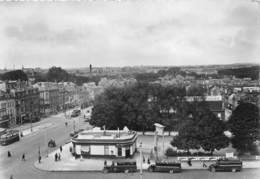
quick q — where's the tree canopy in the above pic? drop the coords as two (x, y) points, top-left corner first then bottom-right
(228, 102), (260, 154)
(47, 66), (70, 82)
(171, 102), (229, 153)
(1, 70), (28, 81)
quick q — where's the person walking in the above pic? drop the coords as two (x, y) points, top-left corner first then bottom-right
(38, 155), (42, 163)
(8, 151), (11, 158)
(58, 153), (61, 161)
(55, 153), (58, 161)
(60, 146), (63, 153)
(187, 158), (192, 166)
(22, 154), (25, 161)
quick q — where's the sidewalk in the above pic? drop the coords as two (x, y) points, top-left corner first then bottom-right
(34, 142), (260, 172)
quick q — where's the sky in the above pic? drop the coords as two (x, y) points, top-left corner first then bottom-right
(0, 0), (259, 68)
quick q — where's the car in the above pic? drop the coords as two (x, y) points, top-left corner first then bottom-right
(48, 139), (56, 148)
(148, 161), (182, 173)
(208, 158), (242, 172)
(103, 160), (137, 173)
(71, 109), (81, 118)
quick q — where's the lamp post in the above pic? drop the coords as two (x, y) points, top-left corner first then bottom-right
(139, 142), (143, 179)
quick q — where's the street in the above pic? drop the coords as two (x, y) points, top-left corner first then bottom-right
(0, 108), (91, 179)
(1, 108), (260, 179)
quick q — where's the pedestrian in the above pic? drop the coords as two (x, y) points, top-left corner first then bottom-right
(38, 155), (41, 163)
(58, 153), (61, 161)
(187, 158), (192, 166)
(104, 160), (107, 166)
(55, 153), (58, 161)
(60, 146), (63, 152)
(147, 158), (150, 164)
(22, 154), (25, 161)
(8, 151), (11, 158)
(143, 156), (145, 163)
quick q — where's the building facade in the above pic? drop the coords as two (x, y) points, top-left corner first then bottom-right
(71, 127), (138, 158)
(0, 93), (16, 128)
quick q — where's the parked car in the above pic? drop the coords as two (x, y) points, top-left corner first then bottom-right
(148, 161), (182, 173)
(208, 158), (242, 172)
(103, 160), (137, 173)
(48, 139), (56, 148)
(71, 109), (81, 118)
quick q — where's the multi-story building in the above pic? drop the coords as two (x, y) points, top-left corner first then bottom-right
(0, 92), (16, 128)
(10, 86), (40, 124)
(185, 95), (225, 120)
(33, 82), (59, 116)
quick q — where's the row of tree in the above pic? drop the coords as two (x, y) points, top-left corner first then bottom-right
(90, 82), (260, 155)
(0, 67), (101, 86)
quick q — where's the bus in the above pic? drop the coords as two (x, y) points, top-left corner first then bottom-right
(103, 160), (137, 173)
(0, 130), (20, 146)
(208, 158), (242, 172)
(148, 161), (182, 173)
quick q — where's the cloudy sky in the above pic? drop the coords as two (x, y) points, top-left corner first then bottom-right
(0, 0), (259, 68)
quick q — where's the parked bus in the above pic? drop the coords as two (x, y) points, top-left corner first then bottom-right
(148, 161), (182, 173)
(103, 160), (137, 173)
(0, 130), (20, 146)
(208, 158), (242, 172)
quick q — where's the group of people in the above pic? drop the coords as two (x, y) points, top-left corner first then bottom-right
(54, 153), (61, 161)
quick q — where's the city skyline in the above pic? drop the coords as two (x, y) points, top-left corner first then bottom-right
(0, 0), (260, 68)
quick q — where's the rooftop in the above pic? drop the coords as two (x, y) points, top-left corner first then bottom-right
(72, 127), (137, 144)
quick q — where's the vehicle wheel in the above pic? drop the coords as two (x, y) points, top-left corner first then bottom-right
(211, 167), (216, 172)
(148, 167), (153, 172)
(169, 170), (174, 173)
(232, 168), (236, 172)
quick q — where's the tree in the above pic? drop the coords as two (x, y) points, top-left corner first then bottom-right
(171, 101), (229, 154)
(198, 111), (229, 154)
(171, 118), (201, 152)
(90, 83), (157, 131)
(228, 102), (260, 154)
(47, 66), (70, 82)
(1, 70), (28, 81)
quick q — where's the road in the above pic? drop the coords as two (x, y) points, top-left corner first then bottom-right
(0, 108), (91, 179)
(0, 107), (260, 179)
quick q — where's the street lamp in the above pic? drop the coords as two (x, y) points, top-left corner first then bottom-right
(139, 142), (143, 179)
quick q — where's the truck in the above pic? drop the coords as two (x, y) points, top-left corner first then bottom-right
(103, 160), (137, 173)
(148, 161), (182, 173)
(208, 158), (242, 172)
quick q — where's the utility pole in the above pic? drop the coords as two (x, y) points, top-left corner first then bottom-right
(139, 142), (143, 179)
